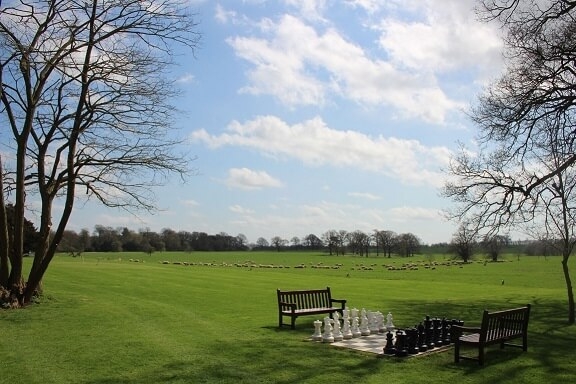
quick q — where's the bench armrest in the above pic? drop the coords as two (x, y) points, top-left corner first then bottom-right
(452, 325), (480, 336)
(330, 298), (346, 308)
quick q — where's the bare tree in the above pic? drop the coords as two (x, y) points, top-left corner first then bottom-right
(450, 223), (477, 263)
(375, 230), (396, 258)
(0, 1), (200, 306)
(395, 233), (420, 257)
(270, 236), (287, 252)
(444, 0), (576, 323)
(482, 234), (510, 262)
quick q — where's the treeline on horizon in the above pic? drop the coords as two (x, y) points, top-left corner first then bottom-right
(43, 225), (561, 258)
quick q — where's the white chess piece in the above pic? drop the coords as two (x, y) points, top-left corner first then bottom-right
(360, 308), (371, 336)
(342, 312), (353, 339)
(369, 311), (379, 334)
(322, 316), (334, 343)
(351, 315), (361, 338)
(376, 311), (385, 333)
(350, 307), (359, 320)
(333, 312), (343, 341)
(386, 312), (395, 330)
(312, 319), (322, 341)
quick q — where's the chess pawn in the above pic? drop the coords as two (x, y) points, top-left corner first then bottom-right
(333, 312), (343, 341)
(360, 309), (371, 336)
(369, 311), (379, 334)
(351, 315), (362, 338)
(424, 315), (434, 349)
(350, 307), (359, 320)
(442, 318), (451, 345)
(433, 318), (443, 347)
(322, 316), (334, 343)
(342, 313), (353, 339)
(312, 320), (323, 341)
(377, 311), (385, 333)
(383, 330), (396, 355)
(418, 322), (428, 352)
(386, 312), (395, 330)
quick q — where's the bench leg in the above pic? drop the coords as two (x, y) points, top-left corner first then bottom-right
(454, 342), (460, 363)
(291, 316), (296, 330)
(478, 346), (485, 366)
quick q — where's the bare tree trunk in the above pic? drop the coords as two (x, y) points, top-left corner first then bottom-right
(561, 254), (575, 324)
(0, 157), (9, 286)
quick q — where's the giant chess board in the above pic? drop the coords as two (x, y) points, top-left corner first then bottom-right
(318, 333), (453, 357)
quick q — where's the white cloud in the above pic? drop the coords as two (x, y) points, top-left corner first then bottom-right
(190, 115), (451, 187)
(223, 1), (504, 124)
(389, 206), (442, 222)
(283, 0), (328, 22)
(344, 0), (382, 14)
(224, 167), (283, 190)
(176, 73), (195, 83)
(348, 192), (381, 200)
(229, 204), (254, 214)
(181, 199), (199, 207)
(376, 0), (503, 76)
(227, 7), (498, 123)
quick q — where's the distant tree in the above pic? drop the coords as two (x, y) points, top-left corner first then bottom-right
(255, 237), (269, 249)
(395, 233), (420, 257)
(450, 223), (477, 263)
(482, 234), (510, 262)
(270, 236), (287, 252)
(162, 228), (182, 251)
(290, 236), (301, 248)
(348, 230), (370, 257)
(303, 234), (323, 249)
(92, 226), (122, 252)
(322, 230), (339, 255)
(235, 234), (248, 250)
(375, 230), (396, 258)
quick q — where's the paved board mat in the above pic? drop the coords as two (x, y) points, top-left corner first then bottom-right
(316, 334), (452, 357)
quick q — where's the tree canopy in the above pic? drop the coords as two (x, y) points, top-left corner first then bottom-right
(444, 0), (576, 323)
(0, 0), (200, 306)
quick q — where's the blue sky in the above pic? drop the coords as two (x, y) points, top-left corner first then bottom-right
(65, 0), (505, 245)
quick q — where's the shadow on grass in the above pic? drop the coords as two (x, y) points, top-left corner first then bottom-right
(85, 298), (575, 384)
(85, 338), (382, 384)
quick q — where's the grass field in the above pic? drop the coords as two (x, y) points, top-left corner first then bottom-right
(1, 251), (575, 383)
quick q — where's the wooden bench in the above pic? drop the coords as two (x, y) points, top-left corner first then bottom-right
(277, 287), (346, 329)
(453, 304), (531, 365)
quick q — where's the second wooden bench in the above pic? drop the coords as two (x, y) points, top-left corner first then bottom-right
(452, 304), (531, 365)
(277, 287), (346, 329)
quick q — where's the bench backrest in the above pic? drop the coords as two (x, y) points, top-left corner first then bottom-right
(480, 304), (531, 343)
(277, 287), (333, 309)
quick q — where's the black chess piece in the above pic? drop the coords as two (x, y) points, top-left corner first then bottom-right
(407, 327), (419, 354)
(433, 318), (443, 347)
(424, 316), (434, 349)
(394, 330), (408, 357)
(417, 322), (427, 352)
(383, 330), (396, 355)
(442, 318), (451, 345)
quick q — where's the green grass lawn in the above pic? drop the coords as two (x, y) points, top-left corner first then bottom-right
(1, 251), (575, 383)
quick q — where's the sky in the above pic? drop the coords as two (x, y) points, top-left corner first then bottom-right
(64, 0), (506, 245)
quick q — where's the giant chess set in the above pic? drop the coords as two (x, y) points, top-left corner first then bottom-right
(310, 308), (463, 357)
